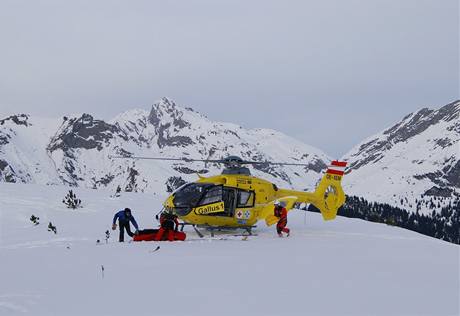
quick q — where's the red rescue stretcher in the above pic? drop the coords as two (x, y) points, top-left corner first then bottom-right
(133, 229), (186, 242)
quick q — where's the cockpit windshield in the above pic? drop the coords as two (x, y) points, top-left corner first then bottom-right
(171, 183), (255, 218)
(173, 183), (214, 208)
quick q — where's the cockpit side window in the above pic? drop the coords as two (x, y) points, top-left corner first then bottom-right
(237, 190), (255, 208)
(199, 186), (223, 206)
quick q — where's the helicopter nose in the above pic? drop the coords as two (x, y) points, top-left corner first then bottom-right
(164, 195), (175, 208)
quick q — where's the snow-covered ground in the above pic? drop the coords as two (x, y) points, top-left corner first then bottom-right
(0, 183), (458, 316)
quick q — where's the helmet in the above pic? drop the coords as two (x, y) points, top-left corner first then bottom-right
(274, 200), (286, 207)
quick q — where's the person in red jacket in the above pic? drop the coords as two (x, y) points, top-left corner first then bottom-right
(154, 211), (179, 241)
(274, 201), (290, 237)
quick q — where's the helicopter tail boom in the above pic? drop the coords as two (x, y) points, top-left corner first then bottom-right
(274, 161), (348, 221)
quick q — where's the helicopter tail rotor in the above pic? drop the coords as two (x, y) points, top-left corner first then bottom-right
(312, 161), (348, 220)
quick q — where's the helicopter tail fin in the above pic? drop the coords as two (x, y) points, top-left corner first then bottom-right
(312, 161), (348, 221)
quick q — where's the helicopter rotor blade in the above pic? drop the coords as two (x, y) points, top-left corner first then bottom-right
(109, 155), (316, 167)
(240, 160), (312, 167)
(109, 155), (224, 164)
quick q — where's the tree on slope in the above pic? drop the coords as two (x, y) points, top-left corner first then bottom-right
(62, 190), (82, 209)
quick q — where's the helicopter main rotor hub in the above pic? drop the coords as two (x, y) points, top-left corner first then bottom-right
(221, 156), (251, 175)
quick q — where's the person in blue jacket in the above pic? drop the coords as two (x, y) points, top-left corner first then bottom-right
(112, 208), (139, 242)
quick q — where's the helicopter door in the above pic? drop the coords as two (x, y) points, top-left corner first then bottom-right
(222, 187), (237, 217)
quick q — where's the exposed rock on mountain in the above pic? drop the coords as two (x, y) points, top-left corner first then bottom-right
(343, 100), (460, 213)
(0, 98), (330, 193)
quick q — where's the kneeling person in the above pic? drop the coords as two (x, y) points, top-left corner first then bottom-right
(155, 211), (179, 241)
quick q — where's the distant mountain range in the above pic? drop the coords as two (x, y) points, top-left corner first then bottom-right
(0, 97), (329, 194)
(1, 98), (458, 215)
(343, 100), (459, 214)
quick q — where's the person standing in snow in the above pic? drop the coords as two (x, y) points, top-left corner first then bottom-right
(112, 208), (139, 242)
(154, 211), (179, 241)
(274, 201), (290, 237)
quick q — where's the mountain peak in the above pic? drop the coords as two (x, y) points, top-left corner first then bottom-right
(48, 113), (122, 154)
(148, 97), (191, 129)
(379, 100), (459, 145)
(0, 114), (30, 127)
(154, 97), (178, 112)
(438, 99), (460, 122)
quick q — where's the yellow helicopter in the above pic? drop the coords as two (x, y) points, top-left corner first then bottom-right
(114, 155), (348, 236)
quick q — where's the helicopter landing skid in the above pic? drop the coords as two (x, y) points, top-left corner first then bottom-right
(193, 225), (204, 238)
(179, 222), (256, 238)
(194, 225), (257, 238)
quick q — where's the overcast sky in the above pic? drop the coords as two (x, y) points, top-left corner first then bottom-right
(0, 0), (458, 157)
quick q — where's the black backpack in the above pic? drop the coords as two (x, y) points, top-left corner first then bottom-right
(161, 213), (176, 229)
(274, 206), (282, 217)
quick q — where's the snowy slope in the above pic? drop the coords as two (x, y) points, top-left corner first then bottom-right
(0, 98), (330, 194)
(0, 115), (62, 184)
(342, 100), (460, 214)
(0, 183), (458, 316)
